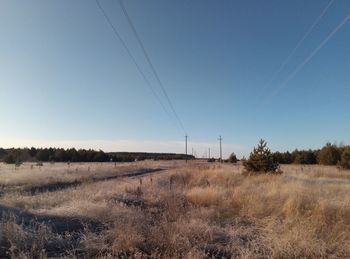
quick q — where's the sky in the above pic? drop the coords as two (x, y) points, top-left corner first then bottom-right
(1, 0), (350, 158)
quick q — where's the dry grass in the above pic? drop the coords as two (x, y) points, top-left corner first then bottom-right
(186, 186), (224, 206)
(0, 161), (350, 258)
(0, 161), (157, 188)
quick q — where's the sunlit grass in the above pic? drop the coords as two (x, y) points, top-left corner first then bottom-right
(0, 161), (349, 257)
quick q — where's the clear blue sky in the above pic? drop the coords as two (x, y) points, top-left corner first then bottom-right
(1, 0), (350, 158)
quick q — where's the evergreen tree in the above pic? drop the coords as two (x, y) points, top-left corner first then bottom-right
(243, 139), (280, 174)
(93, 150), (109, 162)
(36, 149), (51, 161)
(3, 154), (15, 164)
(228, 152), (238, 163)
(339, 147), (350, 169)
(28, 147), (37, 157)
(54, 149), (66, 162)
(294, 150), (317, 164)
(318, 143), (341, 165)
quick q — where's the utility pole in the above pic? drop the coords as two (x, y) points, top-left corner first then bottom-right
(185, 135), (188, 163)
(218, 135), (223, 163)
(208, 148), (211, 159)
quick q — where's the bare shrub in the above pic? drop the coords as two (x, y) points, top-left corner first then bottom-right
(0, 216), (52, 258)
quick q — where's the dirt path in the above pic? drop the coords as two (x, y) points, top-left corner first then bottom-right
(0, 168), (166, 232)
(0, 167), (165, 196)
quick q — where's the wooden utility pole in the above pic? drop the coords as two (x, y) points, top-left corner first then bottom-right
(185, 135), (188, 163)
(218, 135), (223, 163)
(208, 148), (211, 159)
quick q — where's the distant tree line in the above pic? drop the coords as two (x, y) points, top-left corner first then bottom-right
(108, 152), (194, 161)
(272, 143), (350, 169)
(208, 141), (350, 172)
(241, 140), (350, 175)
(0, 147), (194, 164)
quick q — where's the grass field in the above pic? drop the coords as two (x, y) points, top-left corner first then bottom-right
(0, 161), (350, 258)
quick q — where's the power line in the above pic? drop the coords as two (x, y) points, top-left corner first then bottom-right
(95, 0), (182, 133)
(118, 0), (187, 135)
(263, 12), (350, 106)
(262, 0), (335, 93)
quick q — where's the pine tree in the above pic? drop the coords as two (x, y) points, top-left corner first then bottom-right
(228, 152), (238, 163)
(243, 139), (280, 174)
(318, 143), (341, 165)
(339, 147), (350, 169)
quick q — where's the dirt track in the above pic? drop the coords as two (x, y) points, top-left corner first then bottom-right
(0, 167), (165, 231)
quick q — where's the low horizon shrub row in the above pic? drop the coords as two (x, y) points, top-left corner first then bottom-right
(272, 143), (350, 169)
(0, 147), (194, 164)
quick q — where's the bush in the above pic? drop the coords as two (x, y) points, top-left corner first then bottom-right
(15, 161), (22, 167)
(243, 139), (280, 174)
(228, 153), (238, 163)
(93, 150), (109, 162)
(318, 143), (341, 165)
(3, 154), (15, 164)
(36, 149), (50, 162)
(293, 150), (317, 164)
(338, 147), (350, 169)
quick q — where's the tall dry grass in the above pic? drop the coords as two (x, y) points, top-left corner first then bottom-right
(0, 161), (349, 257)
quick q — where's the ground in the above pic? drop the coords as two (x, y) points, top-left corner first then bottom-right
(0, 161), (349, 258)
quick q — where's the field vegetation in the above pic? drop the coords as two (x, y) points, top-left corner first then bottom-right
(0, 160), (350, 258)
(272, 142), (350, 169)
(0, 147), (194, 164)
